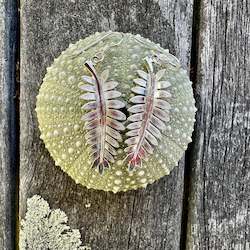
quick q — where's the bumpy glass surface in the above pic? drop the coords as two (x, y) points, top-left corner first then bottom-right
(36, 31), (196, 192)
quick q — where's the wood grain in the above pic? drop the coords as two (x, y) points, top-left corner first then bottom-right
(20, 0), (193, 249)
(187, 0), (250, 249)
(0, 0), (18, 249)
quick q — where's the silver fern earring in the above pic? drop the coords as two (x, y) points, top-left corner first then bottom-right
(79, 36), (126, 175)
(36, 31), (196, 192)
(125, 56), (171, 171)
(79, 60), (126, 175)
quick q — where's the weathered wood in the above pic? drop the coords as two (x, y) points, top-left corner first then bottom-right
(20, 0), (193, 249)
(0, 0), (18, 249)
(187, 0), (250, 249)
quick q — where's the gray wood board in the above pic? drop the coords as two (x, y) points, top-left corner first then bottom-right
(20, 0), (193, 249)
(187, 0), (250, 249)
(0, 0), (18, 249)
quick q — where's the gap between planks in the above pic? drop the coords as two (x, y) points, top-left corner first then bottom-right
(180, 0), (202, 248)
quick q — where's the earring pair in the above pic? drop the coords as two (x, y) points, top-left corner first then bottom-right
(79, 54), (172, 174)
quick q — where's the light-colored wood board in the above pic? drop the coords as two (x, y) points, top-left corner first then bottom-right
(0, 0), (18, 249)
(187, 0), (250, 249)
(20, 0), (193, 249)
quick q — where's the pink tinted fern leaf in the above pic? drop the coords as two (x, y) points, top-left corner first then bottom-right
(79, 60), (126, 174)
(125, 57), (172, 171)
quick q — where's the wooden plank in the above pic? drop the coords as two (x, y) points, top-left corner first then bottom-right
(187, 0), (250, 249)
(20, 0), (193, 249)
(0, 0), (18, 249)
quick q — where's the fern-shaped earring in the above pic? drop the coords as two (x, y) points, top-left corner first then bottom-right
(79, 60), (126, 174)
(125, 57), (172, 171)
